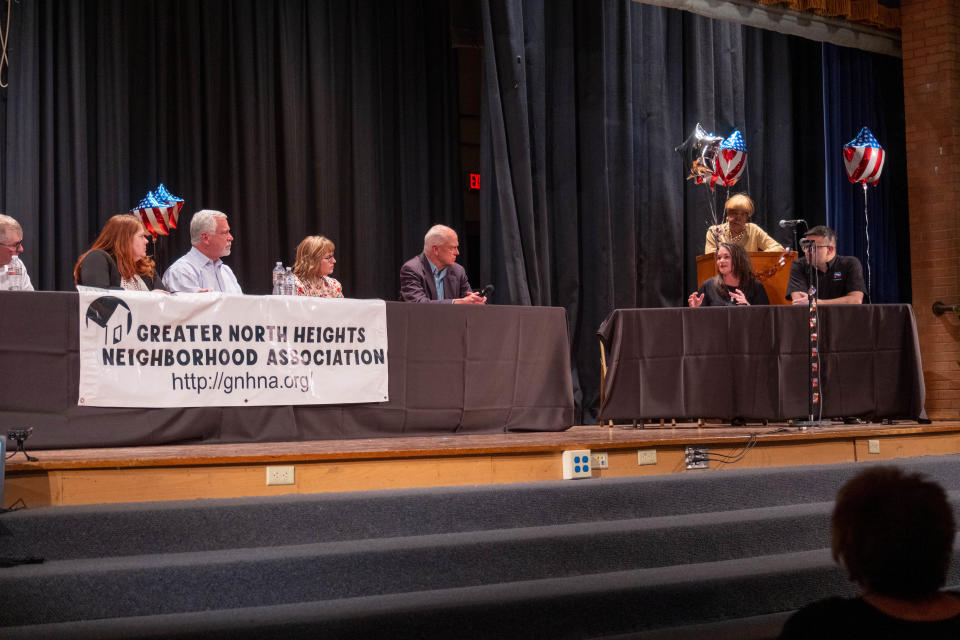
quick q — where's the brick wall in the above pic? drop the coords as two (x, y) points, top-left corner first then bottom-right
(901, 0), (960, 418)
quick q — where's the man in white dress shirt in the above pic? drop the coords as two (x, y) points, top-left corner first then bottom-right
(162, 209), (243, 293)
(0, 214), (34, 291)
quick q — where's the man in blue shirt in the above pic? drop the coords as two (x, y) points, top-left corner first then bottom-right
(399, 225), (485, 304)
(162, 209), (243, 294)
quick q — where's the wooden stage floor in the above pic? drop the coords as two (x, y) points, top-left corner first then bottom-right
(6, 420), (960, 508)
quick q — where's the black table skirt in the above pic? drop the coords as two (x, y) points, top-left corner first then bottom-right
(597, 305), (926, 422)
(0, 292), (574, 449)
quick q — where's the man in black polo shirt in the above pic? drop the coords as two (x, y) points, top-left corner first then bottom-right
(786, 225), (866, 305)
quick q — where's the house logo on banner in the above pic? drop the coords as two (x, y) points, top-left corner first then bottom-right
(77, 291), (389, 408)
(84, 296), (134, 345)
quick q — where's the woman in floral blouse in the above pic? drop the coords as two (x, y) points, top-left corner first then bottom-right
(292, 235), (343, 298)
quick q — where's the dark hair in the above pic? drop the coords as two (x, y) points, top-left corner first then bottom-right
(832, 466), (956, 599)
(713, 242), (757, 294)
(804, 225), (837, 245)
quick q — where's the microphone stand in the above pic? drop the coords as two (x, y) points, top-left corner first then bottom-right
(793, 246), (830, 429)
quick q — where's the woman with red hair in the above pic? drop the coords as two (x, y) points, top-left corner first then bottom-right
(74, 214), (163, 291)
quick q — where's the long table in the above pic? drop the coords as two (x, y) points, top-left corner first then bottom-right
(597, 305), (926, 422)
(0, 292), (574, 449)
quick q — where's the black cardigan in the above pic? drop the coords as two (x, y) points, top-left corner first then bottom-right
(76, 249), (158, 290)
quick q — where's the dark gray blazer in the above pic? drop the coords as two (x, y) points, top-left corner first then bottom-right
(399, 253), (471, 304)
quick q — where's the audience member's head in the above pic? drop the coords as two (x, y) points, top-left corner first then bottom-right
(832, 466), (956, 599)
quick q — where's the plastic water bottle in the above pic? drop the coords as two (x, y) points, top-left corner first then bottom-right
(272, 262), (285, 295)
(283, 267), (295, 296)
(6, 255), (23, 277)
(5, 255), (24, 290)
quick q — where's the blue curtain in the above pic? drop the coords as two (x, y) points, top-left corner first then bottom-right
(822, 43), (910, 303)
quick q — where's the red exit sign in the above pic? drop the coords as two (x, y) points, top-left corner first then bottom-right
(468, 173), (480, 190)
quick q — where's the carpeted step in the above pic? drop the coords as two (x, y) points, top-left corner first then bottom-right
(2, 455), (958, 636)
(0, 501), (841, 627)
(3, 454), (960, 561)
(10, 549), (959, 640)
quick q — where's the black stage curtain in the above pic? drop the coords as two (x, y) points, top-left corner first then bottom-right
(1, 0), (462, 297)
(1, 0), (908, 425)
(480, 0), (828, 420)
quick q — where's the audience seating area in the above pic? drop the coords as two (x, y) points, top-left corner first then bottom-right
(1, 455), (959, 638)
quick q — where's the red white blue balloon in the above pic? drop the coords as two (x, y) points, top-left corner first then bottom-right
(713, 130), (747, 188)
(843, 127), (884, 185)
(130, 184), (184, 237)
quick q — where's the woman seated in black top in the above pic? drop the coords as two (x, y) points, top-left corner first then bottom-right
(74, 214), (163, 291)
(687, 241), (768, 307)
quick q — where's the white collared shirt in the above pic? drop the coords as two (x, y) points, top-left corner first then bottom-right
(0, 257), (35, 291)
(161, 246), (242, 293)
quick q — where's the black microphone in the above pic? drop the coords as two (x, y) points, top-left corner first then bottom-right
(480, 284), (494, 300)
(779, 219), (807, 228)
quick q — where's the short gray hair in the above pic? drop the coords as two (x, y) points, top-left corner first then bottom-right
(423, 224), (454, 253)
(190, 209), (228, 245)
(0, 214), (22, 244)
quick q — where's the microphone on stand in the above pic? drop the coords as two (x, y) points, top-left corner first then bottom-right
(779, 219), (807, 229)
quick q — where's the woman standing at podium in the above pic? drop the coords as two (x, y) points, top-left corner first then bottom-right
(688, 242), (769, 307)
(704, 194), (783, 253)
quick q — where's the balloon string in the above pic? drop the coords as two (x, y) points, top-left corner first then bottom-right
(863, 182), (871, 301)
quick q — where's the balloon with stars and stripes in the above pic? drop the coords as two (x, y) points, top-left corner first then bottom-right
(154, 184), (184, 230)
(713, 130), (747, 188)
(843, 126), (884, 185)
(130, 185), (184, 237)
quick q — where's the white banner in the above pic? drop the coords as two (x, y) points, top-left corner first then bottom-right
(77, 291), (388, 407)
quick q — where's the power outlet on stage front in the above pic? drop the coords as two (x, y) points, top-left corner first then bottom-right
(266, 465), (295, 485)
(685, 447), (709, 470)
(562, 450), (592, 479)
(590, 451), (609, 470)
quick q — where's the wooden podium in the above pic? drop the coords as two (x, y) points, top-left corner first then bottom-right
(696, 251), (796, 306)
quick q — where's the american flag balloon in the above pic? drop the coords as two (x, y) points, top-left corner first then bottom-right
(713, 130), (747, 188)
(843, 127), (884, 185)
(130, 185), (184, 237)
(154, 183), (184, 230)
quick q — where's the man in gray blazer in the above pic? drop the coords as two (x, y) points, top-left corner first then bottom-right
(400, 225), (486, 304)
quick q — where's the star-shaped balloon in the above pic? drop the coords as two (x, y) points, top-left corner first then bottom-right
(676, 123), (724, 184)
(843, 127), (884, 185)
(130, 185), (184, 237)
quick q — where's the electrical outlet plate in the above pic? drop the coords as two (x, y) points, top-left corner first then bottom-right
(685, 446), (709, 470)
(562, 449), (592, 479)
(266, 465), (295, 485)
(637, 449), (657, 466)
(590, 451), (609, 470)
(868, 439), (880, 454)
